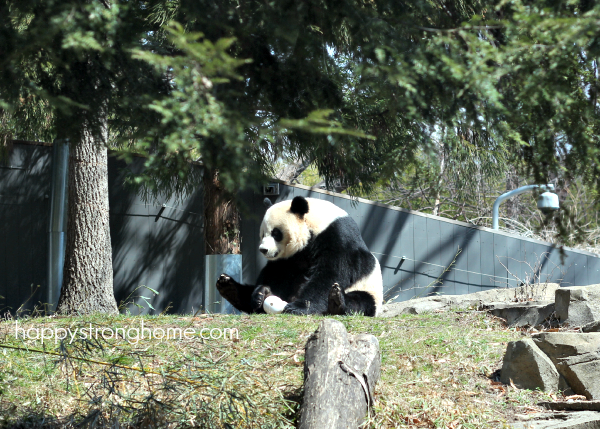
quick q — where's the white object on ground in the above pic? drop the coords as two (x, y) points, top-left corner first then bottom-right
(264, 295), (288, 314)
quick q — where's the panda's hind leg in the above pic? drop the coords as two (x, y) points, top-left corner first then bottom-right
(327, 283), (346, 315)
(328, 284), (377, 317)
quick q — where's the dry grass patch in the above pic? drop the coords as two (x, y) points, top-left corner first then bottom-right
(0, 310), (561, 428)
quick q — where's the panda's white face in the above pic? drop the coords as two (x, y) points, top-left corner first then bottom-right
(258, 197), (348, 261)
(258, 226), (286, 260)
(258, 203), (309, 260)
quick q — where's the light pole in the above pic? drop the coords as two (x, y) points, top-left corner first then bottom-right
(492, 184), (559, 230)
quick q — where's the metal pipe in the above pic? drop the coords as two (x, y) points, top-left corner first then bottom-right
(48, 139), (69, 310)
(492, 184), (554, 230)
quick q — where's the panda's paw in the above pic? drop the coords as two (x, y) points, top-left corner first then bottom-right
(251, 285), (272, 311)
(328, 283), (346, 315)
(216, 274), (236, 294)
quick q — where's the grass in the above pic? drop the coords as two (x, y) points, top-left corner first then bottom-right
(0, 310), (563, 428)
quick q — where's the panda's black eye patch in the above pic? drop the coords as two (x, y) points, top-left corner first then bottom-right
(271, 228), (283, 242)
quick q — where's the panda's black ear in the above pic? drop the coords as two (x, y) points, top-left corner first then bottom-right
(290, 196), (309, 217)
(263, 198), (273, 209)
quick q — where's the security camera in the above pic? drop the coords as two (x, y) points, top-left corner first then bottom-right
(537, 191), (559, 214)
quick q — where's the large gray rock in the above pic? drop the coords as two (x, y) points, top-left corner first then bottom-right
(469, 283), (559, 303)
(555, 352), (600, 400)
(379, 297), (451, 317)
(555, 285), (600, 327)
(485, 301), (555, 327)
(511, 411), (600, 429)
(540, 401), (600, 412)
(379, 283), (560, 318)
(501, 339), (560, 391)
(533, 333), (600, 361)
(583, 321), (600, 333)
(533, 333), (600, 400)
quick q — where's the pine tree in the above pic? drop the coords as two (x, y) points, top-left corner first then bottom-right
(0, 0), (167, 314)
(2, 0), (600, 314)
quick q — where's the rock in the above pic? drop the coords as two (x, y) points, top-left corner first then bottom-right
(397, 300), (448, 315)
(510, 411), (600, 428)
(379, 283), (560, 318)
(467, 283), (560, 303)
(533, 333), (600, 400)
(555, 352), (600, 400)
(540, 401), (600, 412)
(555, 285), (600, 327)
(583, 320), (600, 333)
(501, 339), (560, 391)
(533, 333), (600, 361)
(484, 301), (555, 327)
(379, 297), (452, 317)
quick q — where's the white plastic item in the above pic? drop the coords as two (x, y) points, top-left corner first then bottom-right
(263, 295), (288, 314)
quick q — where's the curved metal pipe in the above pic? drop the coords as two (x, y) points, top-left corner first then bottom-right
(492, 184), (554, 230)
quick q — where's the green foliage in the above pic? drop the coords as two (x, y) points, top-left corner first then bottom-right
(2, 0), (600, 241)
(123, 22), (255, 197)
(0, 0), (168, 144)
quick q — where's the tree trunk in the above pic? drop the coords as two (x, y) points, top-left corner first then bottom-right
(56, 115), (118, 315)
(299, 319), (381, 429)
(0, 127), (12, 161)
(432, 136), (447, 217)
(202, 168), (241, 255)
(505, 166), (520, 220)
(275, 158), (310, 183)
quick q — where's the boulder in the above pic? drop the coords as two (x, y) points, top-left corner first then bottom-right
(500, 339), (560, 391)
(379, 283), (560, 318)
(583, 320), (600, 333)
(555, 352), (600, 400)
(394, 299), (448, 315)
(379, 297), (450, 317)
(533, 333), (600, 361)
(555, 285), (600, 327)
(533, 333), (600, 400)
(510, 411), (600, 429)
(484, 301), (555, 328)
(539, 401), (600, 412)
(465, 283), (559, 303)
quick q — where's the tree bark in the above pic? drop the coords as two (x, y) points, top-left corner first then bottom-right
(433, 134), (447, 217)
(275, 158), (310, 183)
(299, 319), (380, 429)
(505, 166), (520, 220)
(56, 115), (118, 315)
(202, 168), (241, 255)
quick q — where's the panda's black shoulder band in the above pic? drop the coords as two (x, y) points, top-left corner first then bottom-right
(290, 196), (309, 217)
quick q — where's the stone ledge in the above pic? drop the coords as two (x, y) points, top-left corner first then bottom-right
(510, 411), (600, 429)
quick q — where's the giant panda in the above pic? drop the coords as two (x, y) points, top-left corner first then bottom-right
(215, 196), (383, 316)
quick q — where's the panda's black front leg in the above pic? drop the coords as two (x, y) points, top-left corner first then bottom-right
(215, 274), (255, 313)
(251, 286), (272, 312)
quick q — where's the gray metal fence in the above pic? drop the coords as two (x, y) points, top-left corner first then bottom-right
(0, 142), (205, 314)
(2, 142), (599, 314)
(240, 183), (600, 303)
(0, 143), (52, 312)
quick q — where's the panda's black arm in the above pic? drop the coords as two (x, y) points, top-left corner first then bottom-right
(215, 274), (259, 314)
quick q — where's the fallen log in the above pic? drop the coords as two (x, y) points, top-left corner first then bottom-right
(299, 319), (381, 429)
